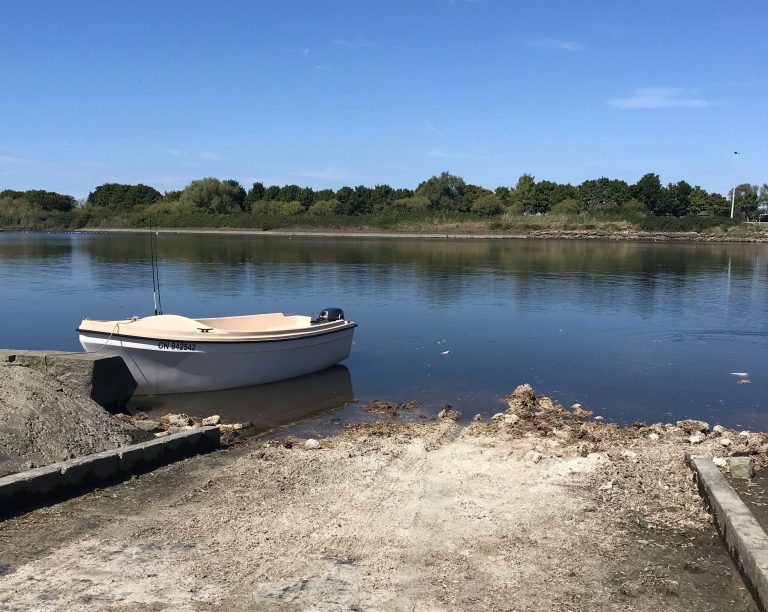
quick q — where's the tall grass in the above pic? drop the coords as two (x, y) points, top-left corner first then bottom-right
(0, 206), (763, 238)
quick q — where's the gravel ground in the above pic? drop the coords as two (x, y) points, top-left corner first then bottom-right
(0, 362), (148, 477)
(0, 386), (759, 611)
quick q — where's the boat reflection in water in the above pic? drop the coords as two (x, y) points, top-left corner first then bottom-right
(127, 365), (354, 435)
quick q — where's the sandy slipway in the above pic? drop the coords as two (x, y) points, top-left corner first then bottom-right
(0, 385), (764, 611)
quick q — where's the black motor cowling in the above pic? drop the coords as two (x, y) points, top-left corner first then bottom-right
(318, 308), (345, 322)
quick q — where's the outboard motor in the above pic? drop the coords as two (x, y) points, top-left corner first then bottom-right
(317, 308), (345, 322)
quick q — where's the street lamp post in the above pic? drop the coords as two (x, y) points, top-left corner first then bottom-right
(730, 151), (741, 219)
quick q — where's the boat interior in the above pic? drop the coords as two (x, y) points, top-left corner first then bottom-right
(78, 312), (352, 341)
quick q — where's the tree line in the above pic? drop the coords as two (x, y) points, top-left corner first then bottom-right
(2, 172), (768, 220)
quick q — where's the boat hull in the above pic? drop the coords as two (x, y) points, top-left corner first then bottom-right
(79, 326), (355, 395)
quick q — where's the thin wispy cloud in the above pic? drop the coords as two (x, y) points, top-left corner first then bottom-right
(425, 120), (448, 142)
(526, 38), (583, 52)
(333, 38), (373, 48)
(285, 48), (312, 55)
(294, 167), (348, 181)
(199, 151), (222, 161)
(608, 86), (718, 109)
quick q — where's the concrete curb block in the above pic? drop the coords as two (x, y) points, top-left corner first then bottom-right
(0, 426), (220, 516)
(687, 454), (768, 610)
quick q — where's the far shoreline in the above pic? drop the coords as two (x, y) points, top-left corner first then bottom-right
(68, 226), (768, 243)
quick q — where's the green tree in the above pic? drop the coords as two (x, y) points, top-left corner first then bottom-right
(729, 183), (759, 219)
(87, 183), (161, 210)
(708, 192), (729, 217)
(314, 188), (335, 201)
(279, 184), (302, 202)
(530, 181), (575, 214)
(178, 178), (248, 214)
(508, 174), (535, 213)
(461, 183), (495, 210)
(21, 189), (76, 212)
(494, 186), (511, 206)
(245, 182), (266, 206)
(632, 173), (663, 215)
(223, 179), (246, 209)
(370, 184), (395, 212)
(163, 190), (182, 203)
(578, 178), (630, 209)
(297, 187), (315, 209)
(664, 180), (692, 217)
(759, 184), (768, 219)
(415, 172), (468, 211)
(687, 186), (709, 215)
(264, 185), (281, 201)
(470, 193), (503, 216)
(0, 189), (24, 200)
(335, 186), (355, 212)
(351, 185), (374, 214)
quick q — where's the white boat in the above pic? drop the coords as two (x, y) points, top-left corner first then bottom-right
(78, 309), (356, 395)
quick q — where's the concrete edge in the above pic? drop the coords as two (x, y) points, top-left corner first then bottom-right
(687, 453), (768, 611)
(0, 426), (221, 517)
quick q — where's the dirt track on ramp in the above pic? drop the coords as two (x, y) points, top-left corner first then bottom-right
(0, 387), (758, 611)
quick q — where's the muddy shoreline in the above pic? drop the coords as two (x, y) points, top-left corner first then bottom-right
(0, 385), (762, 610)
(74, 226), (768, 243)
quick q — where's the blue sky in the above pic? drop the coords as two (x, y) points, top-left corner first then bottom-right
(1, 0), (766, 198)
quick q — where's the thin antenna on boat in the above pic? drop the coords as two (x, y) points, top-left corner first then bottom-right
(149, 218), (163, 315)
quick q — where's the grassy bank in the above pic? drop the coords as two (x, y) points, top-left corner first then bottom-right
(3, 207), (768, 240)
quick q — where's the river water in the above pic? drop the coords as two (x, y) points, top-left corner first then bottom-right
(2, 231), (767, 431)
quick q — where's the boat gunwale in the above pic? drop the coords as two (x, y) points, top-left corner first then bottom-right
(76, 321), (357, 345)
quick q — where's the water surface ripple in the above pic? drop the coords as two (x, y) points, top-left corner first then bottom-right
(1, 232), (766, 430)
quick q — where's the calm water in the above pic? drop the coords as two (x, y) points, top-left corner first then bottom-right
(2, 231), (767, 431)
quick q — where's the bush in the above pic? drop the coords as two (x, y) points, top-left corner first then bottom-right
(251, 200), (281, 215)
(637, 216), (738, 232)
(308, 200), (333, 216)
(277, 201), (304, 216)
(391, 196), (430, 212)
(621, 199), (647, 214)
(549, 198), (580, 216)
(588, 202), (620, 216)
(308, 199), (347, 216)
